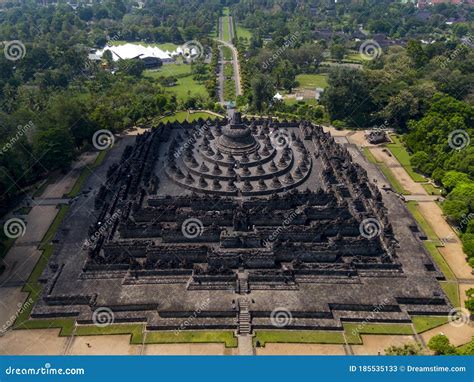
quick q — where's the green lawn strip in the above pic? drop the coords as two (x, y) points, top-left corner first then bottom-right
(108, 40), (179, 52)
(295, 73), (328, 89)
(253, 330), (345, 347)
(222, 16), (231, 42)
(145, 63), (192, 78)
(68, 150), (108, 198)
(423, 242), (457, 281)
(145, 330), (238, 348)
(422, 183), (442, 196)
(378, 163), (410, 195)
(440, 281), (460, 307)
(343, 323), (414, 345)
(384, 142), (425, 183)
(75, 324), (145, 345)
(224, 62), (233, 77)
(236, 24), (252, 41)
(361, 147), (409, 194)
(166, 75), (209, 102)
(221, 46), (233, 61)
(362, 147), (379, 164)
(38, 205), (70, 248)
(405, 202), (439, 241)
(411, 316), (449, 333)
(456, 337), (474, 354)
(160, 111), (221, 124)
(17, 318), (75, 336)
(224, 78), (236, 101)
(32, 177), (53, 197)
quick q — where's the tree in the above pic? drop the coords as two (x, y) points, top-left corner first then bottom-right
(330, 44), (346, 62)
(427, 334), (456, 355)
(117, 59), (145, 77)
(385, 343), (423, 355)
(442, 171), (471, 192)
(250, 74), (275, 112)
(406, 40), (428, 69)
(321, 67), (376, 127)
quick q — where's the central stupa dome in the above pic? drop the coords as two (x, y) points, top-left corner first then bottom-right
(216, 112), (259, 155)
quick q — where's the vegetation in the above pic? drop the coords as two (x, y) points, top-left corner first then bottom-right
(385, 343), (424, 355)
(254, 330), (345, 347)
(145, 330), (238, 348)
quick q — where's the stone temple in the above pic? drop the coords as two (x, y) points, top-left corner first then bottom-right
(31, 112), (451, 333)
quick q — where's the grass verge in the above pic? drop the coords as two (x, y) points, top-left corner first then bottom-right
(412, 316), (449, 333)
(145, 330), (238, 348)
(343, 323), (414, 345)
(253, 330), (345, 347)
(67, 150), (108, 198)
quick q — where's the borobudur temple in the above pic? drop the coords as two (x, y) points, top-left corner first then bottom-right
(31, 111), (451, 332)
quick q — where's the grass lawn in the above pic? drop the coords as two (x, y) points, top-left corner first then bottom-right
(254, 330), (345, 347)
(221, 45), (233, 61)
(224, 62), (233, 77)
(422, 183), (443, 196)
(343, 323), (414, 345)
(378, 163), (410, 195)
(412, 316), (449, 333)
(144, 63), (192, 78)
(295, 74), (328, 89)
(160, 111), (221, 124)
(423, 241), (456, 281)
(224, 78), (236, 101)
(345, 52), (365, 63)
(75, 324), (145, 344)
(145, 330), (238, 348)
(440, 281), (460, 307)
(108, 40), (179, 52)
(167, 75), (208, 102)
(236, 24), (252, 41)
(385, 135), (426, 182)
(405, 202), (439, 241)
(39, 205), (70, 248)
(68, 150), (108, 198)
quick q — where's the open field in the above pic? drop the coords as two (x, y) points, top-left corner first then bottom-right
(108, 40), (179, 52)
(296, 73), (328, 89)
(145, 63), (192, 78)
(236, 24), (252, 41)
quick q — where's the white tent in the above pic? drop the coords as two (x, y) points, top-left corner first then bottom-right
(273, 92), (283, 101)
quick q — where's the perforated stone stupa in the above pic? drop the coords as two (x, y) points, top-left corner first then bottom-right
(31, 112), (451, 332)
